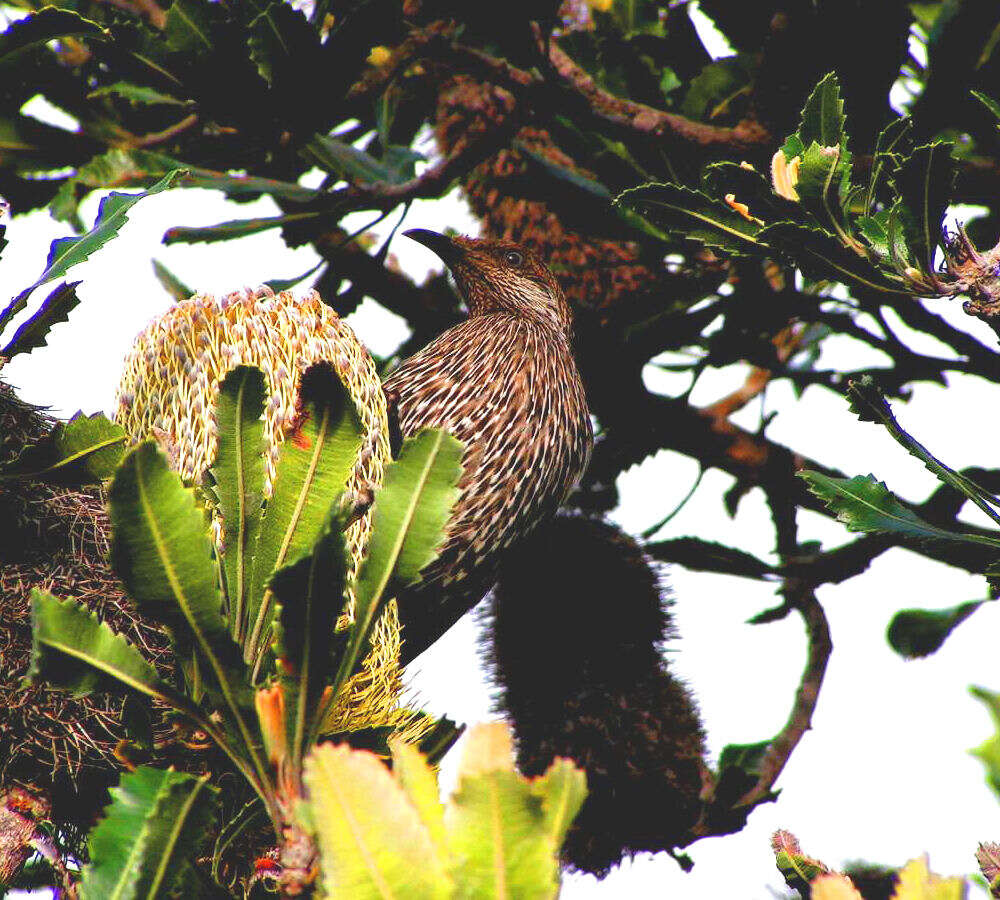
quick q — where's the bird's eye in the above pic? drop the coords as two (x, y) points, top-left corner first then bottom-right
(504, 250), (524, 267)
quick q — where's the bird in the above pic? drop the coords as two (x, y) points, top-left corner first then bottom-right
(384, 229), (593, 663)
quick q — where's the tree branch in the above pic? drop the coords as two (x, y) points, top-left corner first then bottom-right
(737, 581), (831, 810)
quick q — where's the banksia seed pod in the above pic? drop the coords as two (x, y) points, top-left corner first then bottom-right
(115, 287), (419, 739)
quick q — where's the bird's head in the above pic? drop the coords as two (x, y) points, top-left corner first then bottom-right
(404, 229), (573, 334)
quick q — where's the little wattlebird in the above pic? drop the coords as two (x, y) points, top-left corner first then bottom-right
(384, 229), (593, 663)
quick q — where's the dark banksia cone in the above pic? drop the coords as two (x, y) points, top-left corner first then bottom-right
(486, 514), (707, 876)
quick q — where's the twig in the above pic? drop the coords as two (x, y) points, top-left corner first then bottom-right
(336, 112), (521, 211)
(126, 113), (199, 149)
(368, 26), (773, 156)
(737, 580), (831, 809)
(543, 41), (771, 153)
(701, 325), (804, 421)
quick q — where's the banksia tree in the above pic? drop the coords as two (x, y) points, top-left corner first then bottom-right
(4, 0), (1000, 894)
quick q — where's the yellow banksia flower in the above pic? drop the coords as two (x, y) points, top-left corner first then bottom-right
(771, 149), (801, 201)
(320, 600), (433, 748)
(587, 0), (615, 11)
(115, 287), (425, 741)
(367, 45), (392, 67)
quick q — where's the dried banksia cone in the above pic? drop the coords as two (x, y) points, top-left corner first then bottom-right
(486, 514), (706, 875)
(115, 286), (419, 738)
(434, 76), (673, 318)
(1, 380), (174, 859)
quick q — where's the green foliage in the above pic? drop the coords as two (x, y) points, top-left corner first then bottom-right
(0, 7), (105, 66)
(799, 471), (1000, 549)
(243, 363), (364, 666)
(109, 440), (247, 705)
(0, 411), (125, 484)
(972, 687), (1000, 802)
(151, 258), (193, 302)
(617, 72), (971, 298)
(26, 357), (465, 892)
(301, 723), (586, 899)
(0, 281), (81, 359)
(891, 142), (958, 271)
(615, 182), (765, 255)
(30, 589), (177, 702)
(271, 506), (348, 766)
(208, 366), (268, 641)
(336, 428), (464, 691)
(79, 767), (218, 900)
(0, 170), (183, 336)
(887, 601), (988, 658)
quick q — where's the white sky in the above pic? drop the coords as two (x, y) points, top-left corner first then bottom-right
(4, 6), (1000, 897)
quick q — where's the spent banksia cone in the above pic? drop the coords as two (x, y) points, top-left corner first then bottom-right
(487, 514), (707, 875)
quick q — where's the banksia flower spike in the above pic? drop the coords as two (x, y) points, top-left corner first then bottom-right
(116, 286), (388, 599)
(115, 286), (424, 741)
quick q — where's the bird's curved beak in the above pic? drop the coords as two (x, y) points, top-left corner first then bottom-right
(403, 228), (463, 267)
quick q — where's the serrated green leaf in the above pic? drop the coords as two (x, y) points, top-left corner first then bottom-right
(391, 738), (448, 859)
(209, 366), (268, 640)
(271, 505), (348, 763)
(531, 758), (587, 848)
(54, 149), (315, 225)
(795, 141), (852, 218)
(109, 441), (262, 768)
(794, 72), (846, 151)
(151, 258), (193, 302)
(1, 280), (80, 359)
(88, 82), (191, 106)
(303, 742), (451, 899)
(0, 411), (125, 485)
(0, 7), (105, 66)
(701, 161), (784, 216)
(163, 212), (324, 245)
(887, 600), (987, 659)
(866, 116), (912, 211)
(857, 209), (908, 263)
(615, 182), (765, 256)
(446, 723), (558, 899)
(758, 221), (905, 292)
(29, 590), (178, 702)
(80, 767), (218, 900)
(972, 686), (1000, 803)
(891, 142), (957, 272)
(846, 376), (1000, 529)
(244, 363), (364, 666)
(0, 170), (183, 335)
(799, 471), (1000, 549)
(164, 0), (213, 53)
(333, 428), (463, 693)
